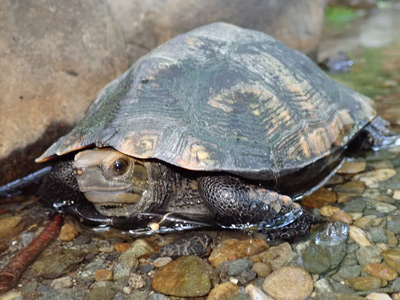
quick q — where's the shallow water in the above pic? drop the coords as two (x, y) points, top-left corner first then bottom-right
(1, 3), (400, 300)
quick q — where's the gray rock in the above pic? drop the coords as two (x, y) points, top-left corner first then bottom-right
(218, 258), (253, 276)
(387, 216), (400, 234)
(301, 222), (348, 274)
(337, 265), (362, 279)
(147, 293), (171, 300)
(369, 227), (387, 243)
(84, 286), (116, 300)
(112, 293), (126, 300)
(356, 245), (383, 266)
(343, 198), (367, 212)
(37, 288), (87, 300)
(237, 269), (257, 285)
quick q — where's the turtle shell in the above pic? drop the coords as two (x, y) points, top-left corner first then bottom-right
(37, 22), (376, 183)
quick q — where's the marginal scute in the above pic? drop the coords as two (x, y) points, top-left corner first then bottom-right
(37, 22), (376, 181)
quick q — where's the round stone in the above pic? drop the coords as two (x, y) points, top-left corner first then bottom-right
(262, 267), (313, 300)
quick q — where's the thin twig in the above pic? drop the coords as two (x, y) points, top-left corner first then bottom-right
(0, 214), (63, 294)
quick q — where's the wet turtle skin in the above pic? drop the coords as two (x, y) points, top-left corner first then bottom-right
(37, 23), (384, 239)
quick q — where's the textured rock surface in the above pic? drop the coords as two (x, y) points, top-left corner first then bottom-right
(152, 255), (212, 297)
(0, 0), (129, 184)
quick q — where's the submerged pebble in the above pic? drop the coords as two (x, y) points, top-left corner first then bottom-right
(262, 267), (313, 300)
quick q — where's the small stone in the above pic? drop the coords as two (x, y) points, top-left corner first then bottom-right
(338, 265), (362, 279)
(366, 293), (392, 300)
(154, 257), (173, 268)
(245, 284), (272, 300)
(393, 190), (400, 200)
(146, 293), (170, 300)
(362, 263), (398, 281)
(381, 248), (400, 272)
(160, 234), (211, 258)
(50, 276), (73, 289)
(331, 210), (353, 224)
(118, 239), (154, 270)
(59, 223), (79, 242)
(356, 246), (382, 266)
(0, 291), (21, 300)
(113, 243), (131, 252)
(129, 273), (146, 289)
(346, 276), (387, 291)
(344, 199), (366, 213)
(368, 228), (387, 244)
(84, 286), (116, 300)
(300, 222), (348, 274)
(262, 267), (313, 300)
(152, 255), (212, 297)
(375, 202), (397, 213)
(209, 239), (269, 268)
(354, 216), (373, 229)
(95, 269), (113, 281)
(301, 188), (337, 208)
(338, 161), (366, 174)
(349, 226), (371, 246)
(320, 205), (340, 217)
(252, 262), (272, 278)
(334, 181), (366, 194)
(387, 216), (400, 234)
(207, 282), (239, 300)
(0, 216), (22, 239)
(386, 230), (398, 246)
(252, 242), (296, 271)
(219, 258), (252, 276)
(32, 247), (87, 278)
(237, 269), (257, 285)
(354, 169), (396, 188)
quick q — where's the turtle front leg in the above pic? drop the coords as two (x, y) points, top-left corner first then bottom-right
(197, 175), (301, 227)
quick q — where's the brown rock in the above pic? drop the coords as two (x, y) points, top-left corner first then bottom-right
(334, 181), (366, 195)
(320, 205), (341, 217)
(362, 263), (398, 281)
(113, 243), (131, 252)
(349, 226), (371, 247)
(152, 256), (212, 297)
(251, 262), (272, 278)
(331, 210), (353, 224)
(381, 248), (400, 272)
(209, 239), (269, 268)
(337, 161), (366, 174)
(207, 282), (239, 300)
(95, 269), (113, 281)
(347, 276), (387, 291)
(301, 188), (337, 208)
(354, 216), (373, 229)
(0, 216), (22, 240)
(354, 169), (396, 188)
(59, 223), (79, 242)
(386, 230), (398, 247)
(252, 242), (296, 271)
(262, 267), (313, 300)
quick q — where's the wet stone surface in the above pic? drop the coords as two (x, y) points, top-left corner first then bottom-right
(1, 3), (400, 300)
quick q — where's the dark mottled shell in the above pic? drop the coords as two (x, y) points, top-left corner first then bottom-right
(37, 23), (376, 181)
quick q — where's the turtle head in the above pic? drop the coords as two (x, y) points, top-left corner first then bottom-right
(74, 148), (152, 217)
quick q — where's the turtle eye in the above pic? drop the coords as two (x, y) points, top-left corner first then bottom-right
(111, 159), (129, 176)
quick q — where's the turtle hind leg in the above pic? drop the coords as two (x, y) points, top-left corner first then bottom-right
(360, 116), (400, 150)
(197, 175), (301, 227)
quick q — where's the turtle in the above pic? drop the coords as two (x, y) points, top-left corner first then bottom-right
(36, 22), (397, 239)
